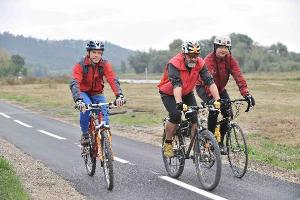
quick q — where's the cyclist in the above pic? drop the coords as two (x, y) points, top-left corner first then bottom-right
(196, 35), (255, 154)
(158, 41), (221, 157)
(70, 40), (125, 145)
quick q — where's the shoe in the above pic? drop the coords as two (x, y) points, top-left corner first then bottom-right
(219, 143), (228, 155)
(163, 142), (174, 157)
(80, 134), (90, 146)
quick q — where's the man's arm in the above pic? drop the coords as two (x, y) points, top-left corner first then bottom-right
(69, 64), (83, 102)
(199, 65), (220, 100)
(103, 62), (123, 96)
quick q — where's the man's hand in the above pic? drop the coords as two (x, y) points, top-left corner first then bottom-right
(213, 99), (221, 109)
(244, 94), (255, 107)
(208, 99), (221, 109)
(176, 102), (188, 112)
(76, 99), (86, 113)
(115, 94), (125, 107)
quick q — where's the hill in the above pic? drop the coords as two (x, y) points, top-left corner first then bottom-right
(0, 32), (135, 76)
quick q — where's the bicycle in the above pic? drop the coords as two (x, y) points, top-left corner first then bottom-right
(76, 102), (116, 190)
(199, 98), (251, 178)
(162, 106), (222, 191)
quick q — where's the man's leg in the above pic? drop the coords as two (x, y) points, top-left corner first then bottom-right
(91, 94), (109, 125)
(161, 94), (181, 157)
(80, 92), (92, 145)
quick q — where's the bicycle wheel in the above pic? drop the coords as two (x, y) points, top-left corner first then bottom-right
(162, 130), (185, 178)
(82, 139), (96, 176)
(194, 129), (222, 191)
(101, 130), (114, 190)
(226, 122), (248, 178)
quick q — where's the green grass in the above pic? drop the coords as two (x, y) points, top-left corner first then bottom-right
(0, 156), (31, 200)
(248, 139), (300, 171)
(110, 112), (163, 126)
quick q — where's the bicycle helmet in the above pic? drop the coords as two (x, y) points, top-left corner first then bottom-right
(214, 36), (231, 47)
(182, 41), (201, 54)
(86, 40), (105, 51)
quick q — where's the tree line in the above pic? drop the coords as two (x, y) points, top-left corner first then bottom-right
(127, 33), (300, 74)
(0, 48), (27, 77)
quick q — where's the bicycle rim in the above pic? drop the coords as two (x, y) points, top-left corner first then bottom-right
(101, 130), (114, 190)
(162, 131), (185, 178)
(226, 123), (248, 178)
(194, 130), (222, 191)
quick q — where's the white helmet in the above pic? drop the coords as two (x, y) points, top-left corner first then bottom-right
(182, 41), (201, 54)
(214, 36), (231, 47)
(86, 40), (105, 51)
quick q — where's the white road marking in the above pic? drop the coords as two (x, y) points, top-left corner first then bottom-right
(160, 176), (228, 200)
(37, 129), (66, 140)
(0, 112), (11, 118)
(14, 120), (32, 128)
(114, 157), (135, 165)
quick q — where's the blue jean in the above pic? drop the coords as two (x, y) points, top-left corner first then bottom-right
(80, 92), (109, 134)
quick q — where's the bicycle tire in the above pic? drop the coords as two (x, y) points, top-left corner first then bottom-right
(162, 130), (185, 178)
(83, 141), (96, 176)
(194, 129), (222, 191)
(101, 130), (114, 190)
(226, 122), (248, 178)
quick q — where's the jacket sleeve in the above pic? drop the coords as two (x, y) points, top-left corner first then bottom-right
(103, 62), (123, 96)
(69, 63), (83, 102)
(168, 63), (182, 88)
(229, 56), (249, 96)
(199, 65), (214, 86)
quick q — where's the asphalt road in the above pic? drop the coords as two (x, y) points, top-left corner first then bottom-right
(0, 101), (299, 200)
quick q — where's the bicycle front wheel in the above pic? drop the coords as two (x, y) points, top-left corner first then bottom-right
(226, 122), (248, 178)
(82, 142), (96, 176)
(101, 130), (114, 190)
(194, 129), (222, 191)
(162, 130), (185, 178)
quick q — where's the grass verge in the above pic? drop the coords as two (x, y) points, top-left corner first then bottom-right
(0, 156), (31, 200)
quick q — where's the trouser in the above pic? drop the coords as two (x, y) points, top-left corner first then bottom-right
(196, 87), (233, 144)
(80, 92), (109, 134)
(160, 91), (198, 124)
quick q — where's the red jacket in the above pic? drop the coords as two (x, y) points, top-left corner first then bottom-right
(196, 52), (249, 97)
(158, 53), (205, 96)
(70, 56), (122, 101)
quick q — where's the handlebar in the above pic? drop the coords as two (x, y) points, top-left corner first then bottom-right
(74, 100), (126, 111)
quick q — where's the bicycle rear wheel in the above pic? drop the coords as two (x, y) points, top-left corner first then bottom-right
(101, 130), (114, 190)
(162, 130), (185, 178)
(194, 129), (222, 191)
(226, 122), (248, 178)
(82, 141), (96, 176)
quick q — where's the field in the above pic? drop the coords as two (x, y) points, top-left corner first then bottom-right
(0, 71), (299, 176)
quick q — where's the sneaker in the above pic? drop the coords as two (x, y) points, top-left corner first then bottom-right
(219, 143), (228, 155)
(163, 142), (174, 157)
(80, 134), (90, 146)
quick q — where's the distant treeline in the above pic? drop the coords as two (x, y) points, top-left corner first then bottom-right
(128, 33), (300, 73)
(1, 32), (300, 77)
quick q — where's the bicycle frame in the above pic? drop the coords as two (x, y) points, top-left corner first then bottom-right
(87, 103), (113, 161)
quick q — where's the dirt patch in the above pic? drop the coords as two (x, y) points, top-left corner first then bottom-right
(0, 137), (85, 200)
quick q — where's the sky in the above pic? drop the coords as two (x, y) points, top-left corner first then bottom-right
(1, 0), (300, 52)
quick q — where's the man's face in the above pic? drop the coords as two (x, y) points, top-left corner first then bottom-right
(89, 50), (103, 64)
(185, 53), (198, 68)
(215, 46), (229, 58)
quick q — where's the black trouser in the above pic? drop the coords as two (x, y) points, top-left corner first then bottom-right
(196, 87), (233, 144)
(160, 91), (198, 124)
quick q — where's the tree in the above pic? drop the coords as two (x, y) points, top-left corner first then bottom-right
(11, 55), (25, 66)
(128, 51), (150, 74)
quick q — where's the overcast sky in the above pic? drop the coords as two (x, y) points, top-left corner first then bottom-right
(1, 0), (300, 52)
